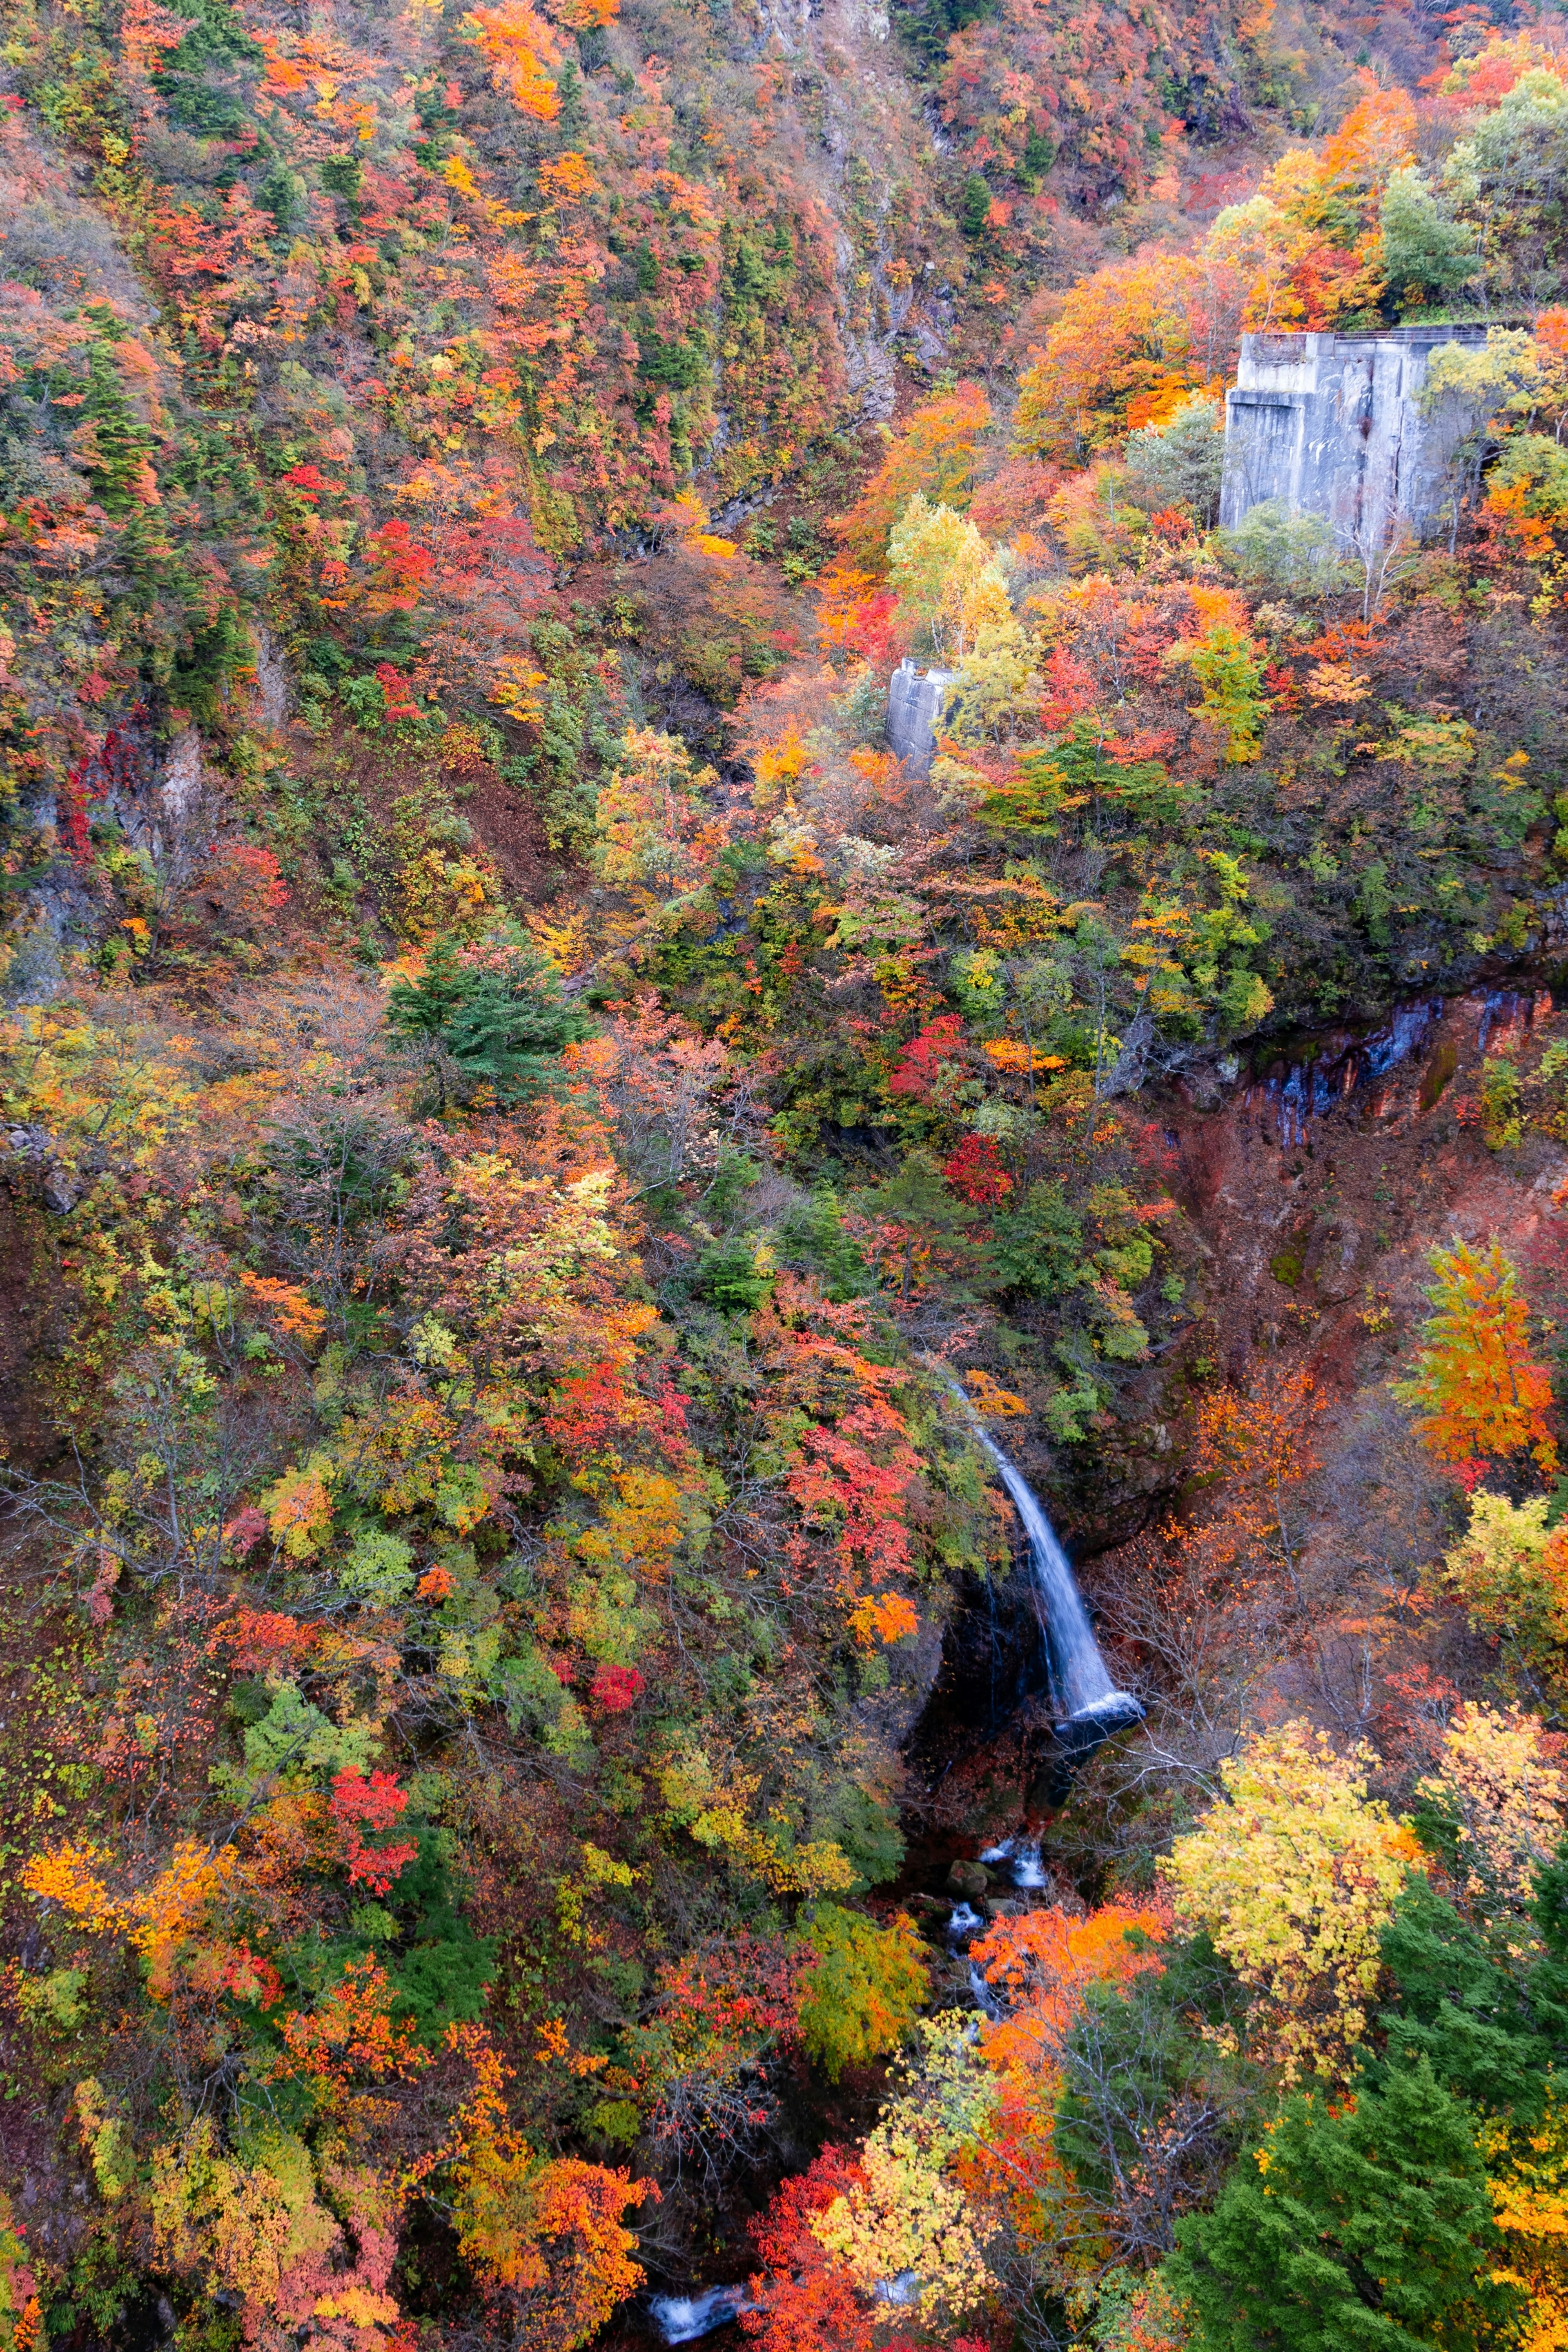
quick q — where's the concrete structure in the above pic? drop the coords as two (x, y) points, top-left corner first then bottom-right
(887, 657), (959, 774)
(1219, 324), (1489, 550)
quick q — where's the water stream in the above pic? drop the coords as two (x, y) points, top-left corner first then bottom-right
(648, 2287), (757, 2345)
(981, 1832), (1050, 1886)
(651, 1421), (1141, 2341)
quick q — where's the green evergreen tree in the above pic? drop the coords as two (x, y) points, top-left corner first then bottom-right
(387, 933), (592, 1108)
(1373, 1876), (1559, 2127)
(961, 172), (994, 238)
(1168, 2055), (1510, 2351)
(385, 935), (474, 1045)
(1124, 392), (1227, 526)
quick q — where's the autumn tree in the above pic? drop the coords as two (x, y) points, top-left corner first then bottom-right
(619, 1934), (818, 2187)
(1163, 586), (1270, 764)
(1013, 256), (1218, 461)
(1438, 1489), (1568, 1683)
(964, 1899), (1180, 2275)
(446, 2034), (649, 2352)
(1413, 1702), (1567, 1920)
(887, 495), (1013, 662)
(1394, 1238), (1559, 1485)
(794, 1904), (930, 2080)
(1161, 1722), (1420, 2082)
(591, 727), (727, 904)
(834, 383), (993, 572)
(808, 2017), (996, 2327)
(743, 2149), (876, 2352)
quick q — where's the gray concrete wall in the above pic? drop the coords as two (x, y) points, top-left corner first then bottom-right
(1220, 324), (1488, 551)
(887, 657), (960, 775)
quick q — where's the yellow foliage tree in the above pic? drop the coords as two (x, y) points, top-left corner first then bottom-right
(24, 1837), (238, 2002)
(1490, 2089), (1568, 2352)
(447, 2031), (649, 2349)
(887, 494), (1012, 663)
(811, 2016), (995, 2325)
(592, 727), (725, 906)
(149, 2120), (351, 2340)
(1161, 1722), (1421, 2082)
(1415, 1702), (1567, 1920)
(1439, 1489), (1568, 1679)
(263, 1460), (336, 1561)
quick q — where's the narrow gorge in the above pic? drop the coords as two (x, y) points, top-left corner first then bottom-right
(9, 1), (1568, 2348)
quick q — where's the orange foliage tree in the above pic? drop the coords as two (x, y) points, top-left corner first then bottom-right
(1396, 1238), (1559, 1486)
(445, 2029), (649, 2350)
(742, 2147), (875, 2352)
(1013, 256), (1227, 461)
(960, 1901), (1169, 2253)
(833, 383), (993, 572)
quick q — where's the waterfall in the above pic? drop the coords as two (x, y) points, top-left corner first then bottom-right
(968, 1421), (1143, 1742)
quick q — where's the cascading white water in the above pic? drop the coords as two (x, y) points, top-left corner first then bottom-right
(648, 2287), (755, 2344)
(969, 1425), (1143, 1737)
(982, 1833), (1049, 1886)
(967, 1958), (1003, 2018)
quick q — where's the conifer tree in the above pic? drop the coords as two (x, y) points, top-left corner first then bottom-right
(387, 933), (592, 1108)
(1168, 2056), (1509, 2350)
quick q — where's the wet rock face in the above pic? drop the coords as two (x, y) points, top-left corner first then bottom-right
(1056, 978), (1568, 1703)
(1164, 985), (1562, 1315)
(157, 726), (204, 818)
(1034, 980), (1568, 1554)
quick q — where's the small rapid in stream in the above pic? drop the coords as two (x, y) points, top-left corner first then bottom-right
(648, 2289), (757, 2345)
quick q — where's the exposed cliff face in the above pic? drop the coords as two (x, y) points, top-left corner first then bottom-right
(1162, 984), (1564, 1389)
(1054, 985), (1567, 1760)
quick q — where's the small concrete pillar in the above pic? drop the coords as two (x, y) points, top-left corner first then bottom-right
(887, 657), (960, 776)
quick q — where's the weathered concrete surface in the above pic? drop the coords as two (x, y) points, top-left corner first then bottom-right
(887, 656), (959, 774)
(1220, 324), (1488, 550)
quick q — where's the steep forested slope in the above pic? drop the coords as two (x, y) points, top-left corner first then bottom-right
(13, 2), (1568, 2350)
